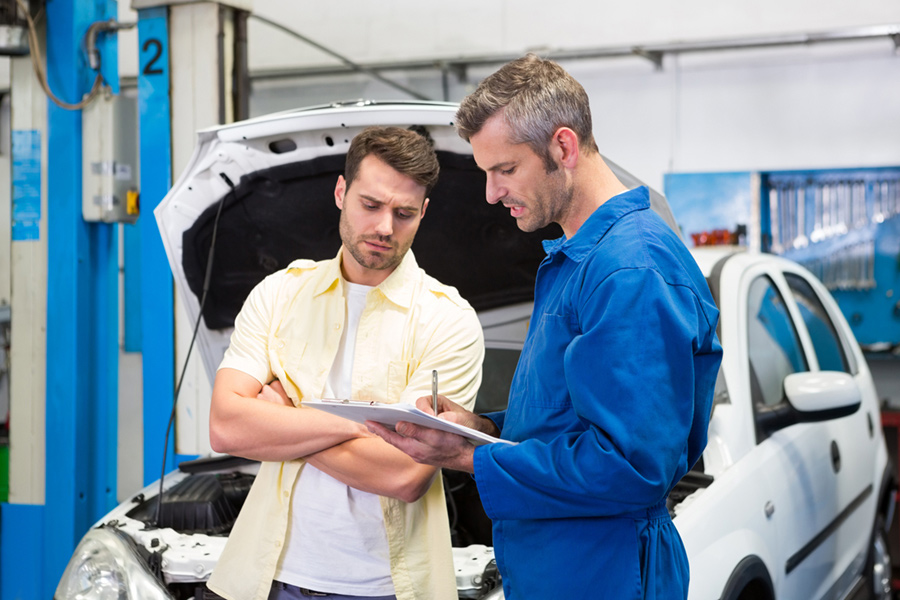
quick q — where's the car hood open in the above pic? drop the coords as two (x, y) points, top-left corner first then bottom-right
(155, 100), (680, 382)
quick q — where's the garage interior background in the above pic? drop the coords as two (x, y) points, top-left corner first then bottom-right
(114, 0), (900, 494)
(0, 0), (898, 595)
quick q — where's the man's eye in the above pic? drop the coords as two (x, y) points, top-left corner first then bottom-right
(396, 211), (413, 220)
(364, 203), (378, 210)
(501, 167), (515, 175)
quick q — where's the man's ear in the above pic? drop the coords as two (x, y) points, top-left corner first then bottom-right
(553, 127), (580, 169)
(334, 175), (346, 209)
(420, 197), (429, 219)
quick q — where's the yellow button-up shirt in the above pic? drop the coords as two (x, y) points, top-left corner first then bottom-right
(207, 249), (484, 600)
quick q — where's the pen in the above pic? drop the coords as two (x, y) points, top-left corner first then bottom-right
(432, 370), (438, 415)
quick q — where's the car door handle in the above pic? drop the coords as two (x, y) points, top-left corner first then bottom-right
(830, 440), (841, 473)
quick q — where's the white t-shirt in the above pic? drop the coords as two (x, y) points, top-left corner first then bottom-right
(273, 282), (394, 596)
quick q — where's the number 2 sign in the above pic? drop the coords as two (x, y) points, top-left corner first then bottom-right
(142, 38), (165, 76)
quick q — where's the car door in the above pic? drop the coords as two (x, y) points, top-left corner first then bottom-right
(744, 270), (838, 599)
(781, 268), (879, 597)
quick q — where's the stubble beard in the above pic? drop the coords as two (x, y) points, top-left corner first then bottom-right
(339, 211), (408, 273)
(517, 168), (574, 233)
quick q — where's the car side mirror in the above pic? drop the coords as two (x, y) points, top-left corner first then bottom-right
(756, 371), (861, 438)
(784, 371), (861, 419)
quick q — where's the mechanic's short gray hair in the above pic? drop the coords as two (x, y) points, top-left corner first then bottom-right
(455, 54), (599, 172)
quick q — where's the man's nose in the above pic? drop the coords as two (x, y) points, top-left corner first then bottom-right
(374, 210), (393, 237)
(485, 175), (505, 205)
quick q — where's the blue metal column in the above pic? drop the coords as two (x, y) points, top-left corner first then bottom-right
(137, 7), (176, 484)
(41, 0), (119, 596)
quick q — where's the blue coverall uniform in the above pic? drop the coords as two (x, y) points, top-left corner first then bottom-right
(473, 187), (723, 599)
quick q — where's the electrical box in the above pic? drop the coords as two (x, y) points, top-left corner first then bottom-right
(0, 0), (29, 57)
(82, 91), (139, 223)
(0, 25), (28, 56)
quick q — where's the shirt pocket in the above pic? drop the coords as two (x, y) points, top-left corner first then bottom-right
(272, 340), (308, 404)
(386, 359), (418, 404)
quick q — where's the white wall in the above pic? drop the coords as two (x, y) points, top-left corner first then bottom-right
(197, 0), (898, 191)
(240, 0), (899, 71)
(118, 0), (900, 188)
(575, 41), (900, 190)
(247, 47), (900, 194)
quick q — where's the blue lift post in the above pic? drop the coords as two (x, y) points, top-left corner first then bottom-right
(30, 0), (120, 597)
(0, 5), (177, 595)
(137, 7), (176, 484)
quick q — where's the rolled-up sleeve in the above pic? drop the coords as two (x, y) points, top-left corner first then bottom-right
(218, 275), (278, 386)
(399, 300), (484, 412)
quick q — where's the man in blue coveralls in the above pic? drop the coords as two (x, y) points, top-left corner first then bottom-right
(370, 54), (723, 599)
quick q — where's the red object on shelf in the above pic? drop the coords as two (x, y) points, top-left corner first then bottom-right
(882, 410), (900, 428)
(691, 228), (734, 247)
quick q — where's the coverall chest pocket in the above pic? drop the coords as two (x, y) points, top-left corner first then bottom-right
(521, 312), (578, 409)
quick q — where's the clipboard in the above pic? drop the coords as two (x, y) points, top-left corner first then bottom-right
(302, 398), (514, 446)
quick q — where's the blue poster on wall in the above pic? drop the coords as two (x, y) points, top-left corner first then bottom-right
(12, 130), (41, 241)
(664, 171), (755, 248)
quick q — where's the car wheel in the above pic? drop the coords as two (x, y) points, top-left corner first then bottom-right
(866, 515), (893, 600)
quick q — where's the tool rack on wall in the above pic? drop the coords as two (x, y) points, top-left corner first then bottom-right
(763, 167), (900, 351)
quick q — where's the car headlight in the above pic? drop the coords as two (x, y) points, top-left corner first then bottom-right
(54, 527), (174, 600)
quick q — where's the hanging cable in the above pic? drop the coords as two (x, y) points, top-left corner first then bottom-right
(13, 0), (136, 110)
(249, 12), (432, 102)
(153, 173), (234, 527)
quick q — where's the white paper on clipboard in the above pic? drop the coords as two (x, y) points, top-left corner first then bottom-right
(301, 399), (514, 446)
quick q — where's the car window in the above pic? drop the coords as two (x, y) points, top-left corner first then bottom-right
(783, 273), (854, 374)
(474, 348), (520, 414)
(747, 276), (808, 407)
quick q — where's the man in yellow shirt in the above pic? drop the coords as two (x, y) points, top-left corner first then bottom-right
(206, 126), (484, 600)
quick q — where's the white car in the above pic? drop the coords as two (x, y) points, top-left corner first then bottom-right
(55, 102), (894, 600)
(675, 247), (893, 600)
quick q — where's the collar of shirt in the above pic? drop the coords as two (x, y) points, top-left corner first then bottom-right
(541, 186), (650, 262)
(312, 247), (422, 308)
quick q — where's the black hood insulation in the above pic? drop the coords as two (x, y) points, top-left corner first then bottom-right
(182, 150), (559, 330)
(126, 473), (255, 535)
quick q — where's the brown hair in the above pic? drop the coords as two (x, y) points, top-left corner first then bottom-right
(455, 54), (599, 171)
(344, 126), (440, 197)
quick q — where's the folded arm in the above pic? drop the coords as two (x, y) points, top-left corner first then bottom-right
(306, 438), (439, 503)
(209, 368), (369, 462)
(244, 377), (438, 502)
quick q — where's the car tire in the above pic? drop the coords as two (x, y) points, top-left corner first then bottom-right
(865, 515), (893, 600)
